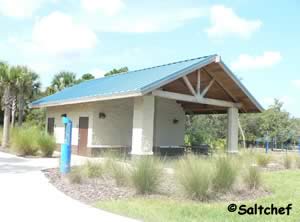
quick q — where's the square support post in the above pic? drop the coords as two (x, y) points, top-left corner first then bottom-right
(131, 95), (155, 155)
(227, 107), (239, 153)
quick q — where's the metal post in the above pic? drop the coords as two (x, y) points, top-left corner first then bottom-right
(60, 117), (72, 174)
(265, 133), (269, 154)
(265, 141), (269, 154)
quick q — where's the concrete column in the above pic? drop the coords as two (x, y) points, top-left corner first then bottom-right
(131, 95), (155, 155)
(227, 107), (239, 153)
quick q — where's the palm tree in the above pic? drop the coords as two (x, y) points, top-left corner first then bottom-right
(9, 66), (23, 127)
(51, 71), (76, 92)
(16, 66), (40, 126)
(0, 62), (19, 148)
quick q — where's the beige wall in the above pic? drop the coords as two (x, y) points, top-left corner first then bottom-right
(154, 97), (185, 146)
(46, 103), (94, 146)
(91, 98), (134, 147)
(46, 96), (185, 150)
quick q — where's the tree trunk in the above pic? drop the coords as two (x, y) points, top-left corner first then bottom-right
(238, 117), (246, 148)
(18, 94), (24, 126)
(2, 87), (11, 148)
(11, 96), (16, 127)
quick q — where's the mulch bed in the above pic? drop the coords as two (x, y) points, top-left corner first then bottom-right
(43, 167), (270, 204)
(43, 168), (136, 204)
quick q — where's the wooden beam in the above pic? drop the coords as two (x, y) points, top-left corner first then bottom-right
(197, 70), (201, 95)
(200, 78), (215, 97)
(152, 90), (241, 108)
(203, 68), (247, 113)
(182, 76), (196, 96)
(203, 68), (238, 102)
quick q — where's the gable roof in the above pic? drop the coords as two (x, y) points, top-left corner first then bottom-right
(31, 54), (263, 112)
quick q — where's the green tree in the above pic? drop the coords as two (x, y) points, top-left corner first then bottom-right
(0, 62), (19, 147)
(15, 66), (40, 126)
(50, 71), (77, 92)
(259, 99), (293, 147)
(105, 67), (128, 76)
(81, 73), (95, 80)
(239, 113), (262, 144)
(186, 114), (227, 146)
(76, 73), (95, 84)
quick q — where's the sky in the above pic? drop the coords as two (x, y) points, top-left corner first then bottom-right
(0, 0), (299, 117)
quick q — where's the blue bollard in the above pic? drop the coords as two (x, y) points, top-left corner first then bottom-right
(60, 117), (72, 174)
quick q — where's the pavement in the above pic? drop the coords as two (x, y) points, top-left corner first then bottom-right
(0, 151), (138, 222)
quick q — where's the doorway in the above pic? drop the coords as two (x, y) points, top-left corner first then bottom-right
(47, 118), (55, 135)
(78, 117), (89, 155)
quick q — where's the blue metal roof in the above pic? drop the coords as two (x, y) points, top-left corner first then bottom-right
(31, 55), (216, 107)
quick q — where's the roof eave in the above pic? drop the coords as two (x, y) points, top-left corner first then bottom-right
(31, 91), (143, 108)
(217, 59), (264, 112)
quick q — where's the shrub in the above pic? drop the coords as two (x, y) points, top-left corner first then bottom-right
(131, 156), (162, 194)
(176, 155), (211, 200)
(11, 127), (39, 156)
(212, 157), (237, 192)
(107, 159), (129, 186)
(68, 167), (83, 184)
(283, 155), (293, 169)
(256, 153), (271, 167)
(37, 133), (56, 157)
(243, 166), (261, 189)
(81, 160), (103, 178)
(295, 156), (300, 169)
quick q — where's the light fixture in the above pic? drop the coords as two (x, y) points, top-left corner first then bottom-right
(99, 112), (106, 119)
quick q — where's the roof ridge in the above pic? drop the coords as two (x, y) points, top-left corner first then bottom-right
(99, 54), (216, 79)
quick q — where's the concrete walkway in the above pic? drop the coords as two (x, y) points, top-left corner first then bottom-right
(0, 151), (138, 222)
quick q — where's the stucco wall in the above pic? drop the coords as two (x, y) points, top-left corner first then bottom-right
(45, 96), (185, 149)
(154, 97), (185, 146)
(91, 98), (134, 147)
(46, 103), (94, 146)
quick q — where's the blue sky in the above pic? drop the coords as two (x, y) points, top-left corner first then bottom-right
(0, 0), (299, 117)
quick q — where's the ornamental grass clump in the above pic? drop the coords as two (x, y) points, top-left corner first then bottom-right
(212, 156), (237, 192)
(176, 155), (211, 200)
(131, 156), (162, 194)
(68, 167), (83, 184)
(81, 160), (103, 178)
(37, 133), (56, 157)
(106, 159), (129, 186)
(295, 156), (300, 169)
(11, 127), (39, 156)
(243, 165), (261, 189)
(256, 153), (271, 167)
(283, 155), (293, 169)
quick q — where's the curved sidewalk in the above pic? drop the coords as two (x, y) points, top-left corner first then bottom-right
(0, 151), (138, 222)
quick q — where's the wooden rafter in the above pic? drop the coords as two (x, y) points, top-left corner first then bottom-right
(197, 69), (201, 95)
(203, 68), (247, 112)
(200, 78), (215, 98)
(182, 76), (196, 96)
(203, 68), (238, 102)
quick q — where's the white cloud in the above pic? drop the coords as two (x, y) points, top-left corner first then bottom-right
(91, 8), (204, 33)
(231, 51), (281, 70)
(291, 80), (300, 88)
(81, 0), (124, 16)
(206, 5), (262, 38)
(0, 0), (45, 17)
(32, 11), (97, 55)
(89, 69), (106, 78)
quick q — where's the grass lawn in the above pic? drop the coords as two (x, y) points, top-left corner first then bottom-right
(95, 170), (300, 222)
